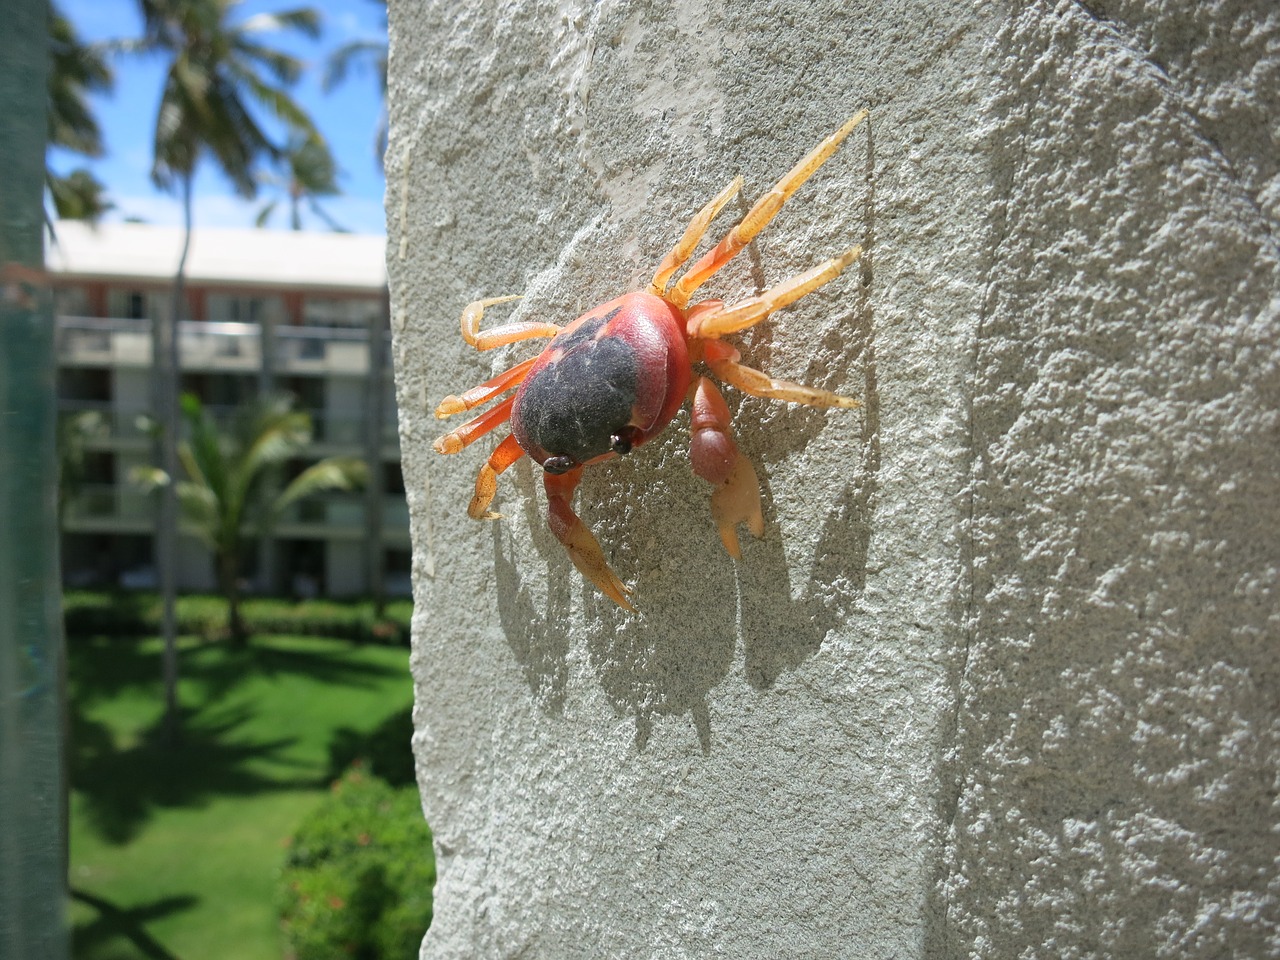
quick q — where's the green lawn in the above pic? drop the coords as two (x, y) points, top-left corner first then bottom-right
(68, 632), (415, 960)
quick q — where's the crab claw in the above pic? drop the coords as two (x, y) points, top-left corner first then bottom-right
(544, 468), (635, 611)
(710, 456), (764, 558)
(690, 377), (764, 557)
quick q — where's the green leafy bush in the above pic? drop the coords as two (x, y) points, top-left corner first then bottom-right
(281, 767), (434, 960)
(63, 591), (412, 644)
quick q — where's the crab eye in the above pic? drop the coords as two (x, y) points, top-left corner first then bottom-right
(609, 427), (640, 458)
(610, 427), (640, 455)
(542, 455), (577, 475)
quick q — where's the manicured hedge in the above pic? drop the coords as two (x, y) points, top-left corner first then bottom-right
(63, 591), (413, 644)
(280, 767), (434, 960)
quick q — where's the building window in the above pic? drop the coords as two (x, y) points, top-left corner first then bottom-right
(303, 296), (383, 329)
(206, 293), (285, 325)
(106, 287), (164, 320)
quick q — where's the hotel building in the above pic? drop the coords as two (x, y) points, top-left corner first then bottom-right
(49, 220), (407, 597)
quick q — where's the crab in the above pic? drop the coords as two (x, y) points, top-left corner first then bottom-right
(433, 112), (868, 610)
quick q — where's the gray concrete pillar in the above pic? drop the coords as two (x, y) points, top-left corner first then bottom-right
(388, 1), (1278, 955)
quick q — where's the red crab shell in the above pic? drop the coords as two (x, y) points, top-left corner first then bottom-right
(510, 292), (691, 474)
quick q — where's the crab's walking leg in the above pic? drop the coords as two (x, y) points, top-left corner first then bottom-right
(649, 176), (743, 298)
(703, 341), (860, 409)
(544, 468), (635, 611)
(436, 356), (537, 418)
(467, 433), (525, 520)
(434, 395), (517, 455)
(669, 110), (868, 309)
(689, 245), (863, 339)
(460, 295), (561, 351)
(689, 377), (764, 558)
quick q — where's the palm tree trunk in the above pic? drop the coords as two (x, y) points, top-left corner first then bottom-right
(219, 549), (247, 644)
(157, 171), (193, 743)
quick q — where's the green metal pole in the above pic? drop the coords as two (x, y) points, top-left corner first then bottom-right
(0, 0), (71, 957)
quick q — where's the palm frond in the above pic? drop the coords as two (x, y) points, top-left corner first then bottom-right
(253, 132), (343, 231)
(322, 38), (385, 92)
(224, 397), (311, 510)
(48, 7), (113, 157)
(48, 169), (114, 223)
(152, 60), (201, 186)
(308, 197), (348, 233)
(273, 457), (368, 516)
(140, 0), (325, 197)
(227, 62), (316, 139)
(239, 8), (321, 41)
(254, 199), (278, 227)
(239, 414), (312, 478)
(200, 75), (272, 196)
(174, 481), (220, 549)
(230, 37), (303, 86)
(288, 134), (339, 192)
(180, 393), (231, 505)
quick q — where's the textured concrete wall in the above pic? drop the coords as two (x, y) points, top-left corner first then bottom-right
(944, 1), (1279, 955)
(387, 0), (1277, 956)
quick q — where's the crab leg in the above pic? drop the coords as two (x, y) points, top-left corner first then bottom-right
(544, 467), (634, 611)
(669, 110), (868, 309)
(435, 356), (538, 418)
(689, 377), (764, 557)
(434, 395), (516, 455)
(460, 295), (561, 351)
(702, 340), (859, 408)
(649, 176), (743, 298)
(467, 433), (525, 519)
(688, 244), (863, 339)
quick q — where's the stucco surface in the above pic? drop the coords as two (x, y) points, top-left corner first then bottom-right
(944, 1), (1280, 956)
(387, 0), (1278, 956)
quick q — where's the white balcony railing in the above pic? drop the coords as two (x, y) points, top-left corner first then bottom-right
(55, 316), (394, 375)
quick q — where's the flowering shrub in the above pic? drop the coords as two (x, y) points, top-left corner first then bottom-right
(280, 767), (434, 959)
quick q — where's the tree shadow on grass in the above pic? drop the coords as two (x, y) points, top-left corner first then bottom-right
(70, 887), (196, 960)
(68, 634), (405, 708)
(66, 635), (182, 707)
(71, 699), (312, 845)
(324, 704), (416, 787)
(182, 638), (407, 706)
(69, 635), (411, 843)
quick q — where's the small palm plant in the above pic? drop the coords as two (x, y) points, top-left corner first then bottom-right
(137, 393), (367, 643)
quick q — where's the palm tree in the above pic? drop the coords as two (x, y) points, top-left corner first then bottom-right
(322, 0), (387, 169)
(128, 0), (325, 734)
(254, 132), (346, 231)
(153, 393), (366, 643)
(48, 169), (115, 223)
(47, 5), (114, 223)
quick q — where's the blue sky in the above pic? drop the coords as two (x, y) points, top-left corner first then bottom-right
(51, 0), (389, 235)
